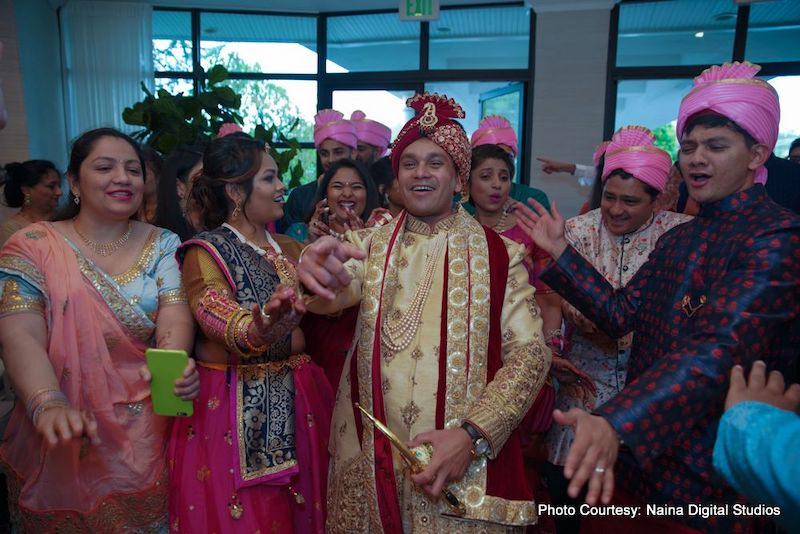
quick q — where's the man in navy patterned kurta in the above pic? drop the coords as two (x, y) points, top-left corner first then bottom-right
(517, 63), (800, 533)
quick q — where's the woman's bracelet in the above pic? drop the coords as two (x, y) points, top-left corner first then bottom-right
(235, 315), (268, 355)
(26, 388), (69, 426)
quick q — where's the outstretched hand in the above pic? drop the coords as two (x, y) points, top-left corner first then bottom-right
(537, 158), (576, 175)
(297, 236), (367, 300)
(725, 361), (800, 412)
(554, 408), (619, 505)
(513, 199), (569, 260)
(248, 285), (306, 347)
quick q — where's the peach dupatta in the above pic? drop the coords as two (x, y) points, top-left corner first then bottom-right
(0, 223), (169, 532)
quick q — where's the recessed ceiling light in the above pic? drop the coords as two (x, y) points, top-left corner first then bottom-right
(695, 31), (705, 38)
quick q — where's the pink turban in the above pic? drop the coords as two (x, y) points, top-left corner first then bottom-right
(313, 109), (358, 150)
(392, 93), (471, 186)
(350, 110), (391, 157)
(677, 61), (780, 185)
(592, 141), (611, 167)
(470, 115), (518, 157)
(602, 126), (673, 192)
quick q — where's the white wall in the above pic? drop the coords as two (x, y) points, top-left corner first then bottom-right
(529, 7), (613, 218)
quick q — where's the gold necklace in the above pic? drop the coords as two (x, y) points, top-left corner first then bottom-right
(489, 201), (513, 232)
(381, 231), (448, 352)
(73, 219), (133, 256)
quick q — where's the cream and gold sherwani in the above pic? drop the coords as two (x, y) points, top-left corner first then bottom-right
(309, 207), (550, 533)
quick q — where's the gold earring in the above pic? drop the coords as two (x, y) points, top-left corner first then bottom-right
(73, 194), (80, 206)
(231, 201), (241, 219)
(23, 193), (31, 207)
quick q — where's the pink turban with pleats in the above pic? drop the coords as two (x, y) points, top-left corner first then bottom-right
(592, 141), (611, 167)
(313, 109), (358, 150)
(602, 126), (673, 192)
(470, 115), (518, 157)
(677, 61), (780, 185)
(350, 111), (391, 156)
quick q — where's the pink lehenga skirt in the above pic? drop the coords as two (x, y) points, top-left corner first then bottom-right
(167, 355), (333, 533)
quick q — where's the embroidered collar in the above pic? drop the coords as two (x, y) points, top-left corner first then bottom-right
(698, 185), (766, 218)
(405, 210), (459, 235)
(222, 223), (283, 255)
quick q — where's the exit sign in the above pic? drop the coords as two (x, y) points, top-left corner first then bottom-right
(399, 0), (440, 21)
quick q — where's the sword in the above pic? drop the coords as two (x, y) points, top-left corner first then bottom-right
(355, 402), (467, 516)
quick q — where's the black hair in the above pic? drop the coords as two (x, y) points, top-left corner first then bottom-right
(308, 158), (380, 223)
(603, 168), (659, 201)
(3, 160), (59, 208)
(588, 153), (605, 211)
(789, 137), (800, 155)
(682, 113), (757, 148)
(369, 156), (395, 209)
(55, 128), (145, 221)
(140, 145), (163, 179)
(154, 146), (204, 241)
(191, 135), (266, 231)
(470, 144), (516, 180)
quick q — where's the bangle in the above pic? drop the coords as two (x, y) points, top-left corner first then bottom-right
(27, 389), (69, 426)
(234, 315), (268, 355)
(26, 388), (67, 421)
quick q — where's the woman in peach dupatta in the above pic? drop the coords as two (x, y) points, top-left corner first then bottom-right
(0, 128), (197, 532)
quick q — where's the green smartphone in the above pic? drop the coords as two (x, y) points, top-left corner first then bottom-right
(145, 348), (194, 417)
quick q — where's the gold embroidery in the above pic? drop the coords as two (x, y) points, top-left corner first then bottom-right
(0, 255), (47, 292)
(0, 279), (44, 317)
(24, 229), (46, 240)
(74, 252), (155, 342)
(400, 400), (421, 430)
(156, 276), (164, 288)
(112, 229), (158, 286)
(196, 465), (211, 481)
(159, 288), (188, 306)
(207, 397), (221, 410)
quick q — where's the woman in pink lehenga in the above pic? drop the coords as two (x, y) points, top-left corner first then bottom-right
(168, 134), (332, 533)
(0, 128), (198, 532)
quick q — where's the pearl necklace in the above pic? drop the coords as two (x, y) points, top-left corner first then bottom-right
(381, 231), (448, 352)
(73, 220), (132, 257)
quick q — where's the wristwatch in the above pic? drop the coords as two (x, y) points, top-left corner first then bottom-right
(461, 421), (490, 458)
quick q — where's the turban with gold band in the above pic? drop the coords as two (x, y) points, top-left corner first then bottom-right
(602, 126), (673, 192)
(391, 93), (471, 186)
(677, 61), (780, 185)
(313, 109), (358, 150)
(470, 115), (518, 157)
(350, 111), (392, 157)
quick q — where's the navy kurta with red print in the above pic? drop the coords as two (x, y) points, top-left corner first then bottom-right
(542, 185), (800, 533)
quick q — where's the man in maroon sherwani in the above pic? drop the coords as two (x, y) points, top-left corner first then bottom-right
(516, 62), (800, 533)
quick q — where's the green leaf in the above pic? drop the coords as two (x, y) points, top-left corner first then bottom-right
(207, 65), (230, 85)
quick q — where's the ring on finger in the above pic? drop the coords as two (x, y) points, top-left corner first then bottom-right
(594, 465), (605, 474)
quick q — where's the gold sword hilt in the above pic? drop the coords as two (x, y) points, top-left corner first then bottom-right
(355, 403), (466, 516)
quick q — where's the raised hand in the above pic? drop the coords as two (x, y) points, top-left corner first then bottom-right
(297, 236), (367, 300)
(342, 207), (365, 231)
(513, 199), (569, 260)
(249, 285), (306, 347)
(308, 199), (332, 242)
(537, 157), (577, 175)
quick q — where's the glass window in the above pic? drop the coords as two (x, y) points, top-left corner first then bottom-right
(200, 13), (317, 74)
(429, 6), (530, 70)
(327, 13), (420, 72)
(616, 0), (737, 67)
(284, 148), (318, 188)
(153, 10), (192, 72)
(154, 77), (194, 95)
(220, 79), (316, 141)
(332, 89), (417, 141)
(424, 81), (522, 142)
(615, 78), (695, 158)
(746, 3), (800, 63)
(763, 75), (800, 158)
